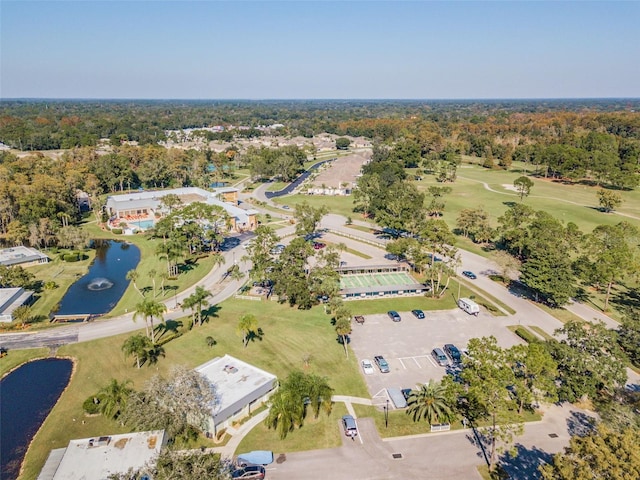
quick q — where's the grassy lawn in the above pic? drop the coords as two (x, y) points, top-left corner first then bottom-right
(415, 164), (640, 234)
(0, 347), (49, 377)
(236, 402), (349, 454)
(266, 181), (287, 192)
(528, 325), (555, 341)
(274, 194), (356, 219)
(18, 297), (368, 479)
(345, 224), (377, 234)
(27, 250), (97, 318)
(352, 404), (541, 439)
(461, 279), (515, 315)
(345, 280), (503, 317)
(324, 241), (372, 259)
(345, 288), (461, 315)
(534, 302), (584, 325)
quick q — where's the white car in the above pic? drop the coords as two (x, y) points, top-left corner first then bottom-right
(361, 359), (375, 375)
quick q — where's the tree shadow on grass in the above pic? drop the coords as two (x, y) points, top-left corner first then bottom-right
(201, 304), (222, 323)
(500, 444), (553, 480)
(247, 327), (264, 344)
(154, 320), (183, 342)
(611, 285), (640, 312)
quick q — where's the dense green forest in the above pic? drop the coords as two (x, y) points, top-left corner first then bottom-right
(1, 99), (639, 150)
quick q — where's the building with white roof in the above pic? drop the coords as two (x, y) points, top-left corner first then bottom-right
(0, 287), (34, 322)
(196, 354), (278, 435)
(0, 246), (49, 267)
(105, 186), (258, 232)
(38, 430), (166, 480)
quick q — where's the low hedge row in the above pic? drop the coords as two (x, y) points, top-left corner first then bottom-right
(514, 326), (539, 344)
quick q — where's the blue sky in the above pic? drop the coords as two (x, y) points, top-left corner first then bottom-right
(2, 1), (639, 99)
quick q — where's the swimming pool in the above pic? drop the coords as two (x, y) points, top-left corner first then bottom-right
(134, 219), (155, 229)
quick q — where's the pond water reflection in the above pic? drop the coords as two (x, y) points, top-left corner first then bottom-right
(56, 240), (140, 315)
(0, 358), (73, 479)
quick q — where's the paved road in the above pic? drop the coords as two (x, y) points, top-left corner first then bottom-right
(265, 403), (596, 480)
(264, 159), (334, 198)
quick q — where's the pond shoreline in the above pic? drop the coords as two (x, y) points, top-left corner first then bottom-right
(0, 356), (75, 480)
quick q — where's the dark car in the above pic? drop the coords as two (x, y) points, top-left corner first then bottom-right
(387, 310), (401, 322)
(232, 465), (266, 479)
(374, 355), (390, 373)
(444, 344), (462, 363)
(401, 388), (413, 401)
(411, 309), (425, 319)
(462, 271), (477, 280)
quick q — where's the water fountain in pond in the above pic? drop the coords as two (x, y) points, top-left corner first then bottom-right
(56, 240), (140, 316)
(86, 277), (114, 291)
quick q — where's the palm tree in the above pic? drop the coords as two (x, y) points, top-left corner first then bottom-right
(158, 271), (170, 297)
(97, 378), (133, 420)
(122, 334), (152, 368)
(265, 387), (303, 440)
(148, 268), (157, 297)
(265, 371), (333, 439)
(304, 373), (333, 419)
(133, 298), (167, 343)
(126, 269), (143, 297)
(406, 381), (453, 425)
(182, 286), (212, 327)
(236, 313), (258, 348)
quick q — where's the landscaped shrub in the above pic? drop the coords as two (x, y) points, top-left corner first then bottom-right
(514, 326), (538, 344)
(82, 396), (101, 415)
(63, 253), (81, 262)
(111, 228), (123, 234)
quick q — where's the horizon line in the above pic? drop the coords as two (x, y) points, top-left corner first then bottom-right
(2, 97), (640, 102)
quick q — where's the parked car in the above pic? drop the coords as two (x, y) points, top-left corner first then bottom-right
(462, 271), (477, 279)
(282, 205), (290, 210)
(401, 388), (413, 401)
(232, 465), (266, 479)
(270, 244), (285, 255)
(361, 359), (375, 375)
(387, 310), (401, 322)
(313, 242), (326, 250)
(444, 344), (462, 363)
(411, 309), (425, 319)
(342, 415), (358, 437)
(374, 355), (390, 373)
(431, 348), (450, 367)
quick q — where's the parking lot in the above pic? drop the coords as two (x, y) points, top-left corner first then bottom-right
(348, 308), (523, 407)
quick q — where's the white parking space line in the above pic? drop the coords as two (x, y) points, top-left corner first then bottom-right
(354, 418), (364, 444)
(397, 358), (407, 369)
(426, 355), (438, 367)
(412, 357), (421, 368)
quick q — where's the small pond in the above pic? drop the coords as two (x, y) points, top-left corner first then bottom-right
(56, 239), (140, 316)
(0, 358), (73, 480)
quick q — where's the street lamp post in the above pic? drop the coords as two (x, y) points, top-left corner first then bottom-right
(384, 399), (389, 428)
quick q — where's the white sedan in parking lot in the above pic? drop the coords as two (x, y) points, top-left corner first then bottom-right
(361, 359), (375, 375)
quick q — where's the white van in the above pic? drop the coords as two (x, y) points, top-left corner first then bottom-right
(458, 298), (480, 316)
